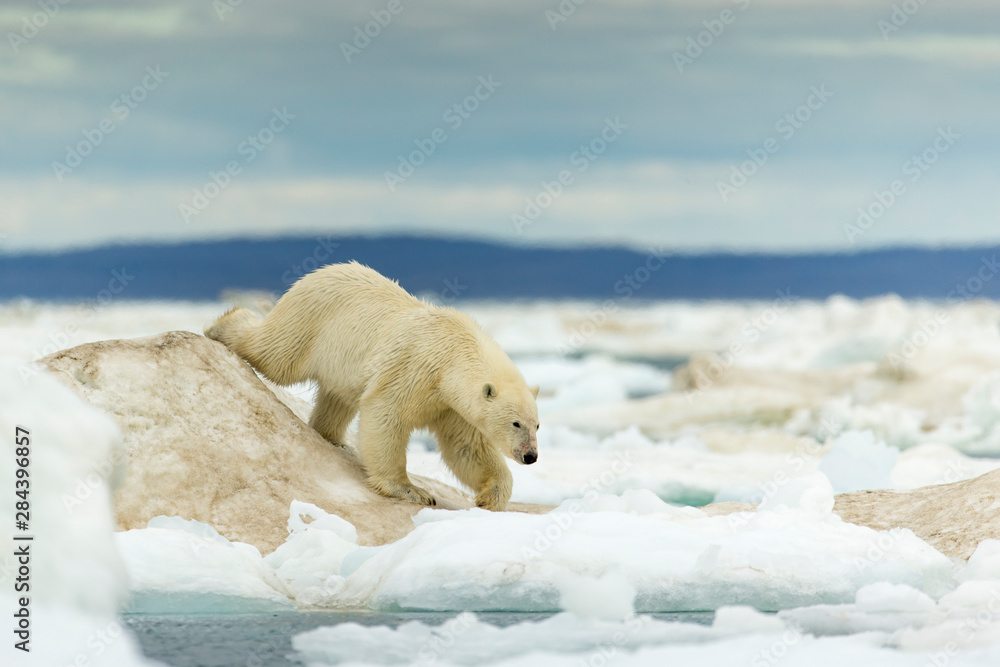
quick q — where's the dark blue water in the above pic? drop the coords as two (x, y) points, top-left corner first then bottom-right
(3, 234), (998, 302)
(123, 611), (715, 666)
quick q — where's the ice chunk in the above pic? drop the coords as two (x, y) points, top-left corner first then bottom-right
(961, 539), (1000, 581)
(554, 570), (636, 621)
(328, 492), (954, 613)
(115, 518), (294, 613)
(818, 431), (898, 493)
(285, 499), (359, 543)
(265, 502), (361, 606)
(757, 472), (835, 517)
(938, 580), (1000, 614)
(854, 582), (936, 614)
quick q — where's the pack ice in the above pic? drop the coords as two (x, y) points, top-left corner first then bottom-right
(8, 294), (1000, 665)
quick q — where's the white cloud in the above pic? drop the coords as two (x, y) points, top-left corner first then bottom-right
(3, 150), (999, 254)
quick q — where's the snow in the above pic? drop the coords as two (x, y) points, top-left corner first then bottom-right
(10, 294), (1000, 664)
(264, 502), (361, 606)
(553, 570), (636, 621)
(108, 488), (955, 615)
(0, 360), (161, 666)
(115, 517), (294, 613)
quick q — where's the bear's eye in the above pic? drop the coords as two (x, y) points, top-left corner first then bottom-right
(512, 421), (521, 428)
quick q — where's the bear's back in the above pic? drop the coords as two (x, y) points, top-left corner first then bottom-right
(299, 261), (420, 313)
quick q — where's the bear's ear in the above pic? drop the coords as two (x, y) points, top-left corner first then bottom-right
(483, 382), (498, 400)
(529, 384), (540, 399)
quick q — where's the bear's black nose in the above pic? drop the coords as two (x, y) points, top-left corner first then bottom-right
(523, 451), (537, 465)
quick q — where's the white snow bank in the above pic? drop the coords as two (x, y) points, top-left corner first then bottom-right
(323, 485), (954, 612)
(114, 503), (368, 611)
(0, 360), (160, 666)
(115, 517), (294, 613)
(113, 483), (960, 616)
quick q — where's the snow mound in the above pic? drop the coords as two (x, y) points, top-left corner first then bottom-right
(0, 360), (160, 666)
(115, 517), (294, 613)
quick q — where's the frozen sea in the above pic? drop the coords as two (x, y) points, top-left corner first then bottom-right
(8, 294), (1000, 666)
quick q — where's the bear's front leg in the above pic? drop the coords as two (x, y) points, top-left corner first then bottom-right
(475, 473), (512, 511)
(435, 421), (513, 511)
(358, 399), (437, 507)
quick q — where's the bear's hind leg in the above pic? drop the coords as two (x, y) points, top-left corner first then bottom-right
(358, 399), (436, 506)
(309, 389), (357, 446)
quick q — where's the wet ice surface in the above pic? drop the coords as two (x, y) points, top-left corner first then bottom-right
(8, 295), (1000, 665)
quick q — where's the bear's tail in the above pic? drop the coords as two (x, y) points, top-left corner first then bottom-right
(205, 307), (303, 386)
(204, 306), (259, 349)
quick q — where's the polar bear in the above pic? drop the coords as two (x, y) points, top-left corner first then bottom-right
(204, 261), (540, 510)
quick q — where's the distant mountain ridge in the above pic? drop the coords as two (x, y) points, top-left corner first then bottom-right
(1, 234), (998, 302)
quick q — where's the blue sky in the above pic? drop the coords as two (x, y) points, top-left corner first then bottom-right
(1, 0), (998, 253)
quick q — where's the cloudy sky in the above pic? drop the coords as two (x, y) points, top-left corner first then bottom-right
(1, 0), (998, 254)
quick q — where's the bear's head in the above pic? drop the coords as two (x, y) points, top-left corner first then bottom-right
(482, 381), (540, 465)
